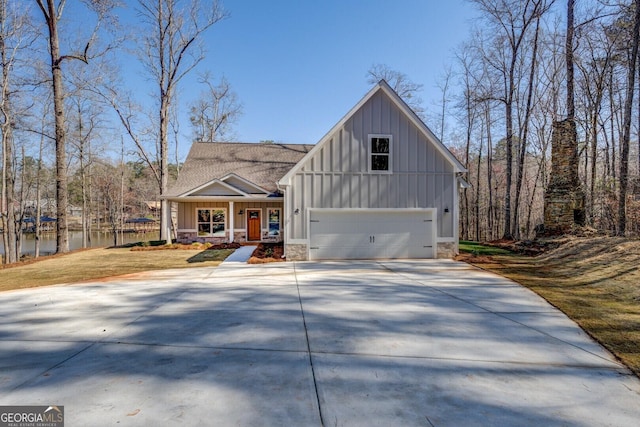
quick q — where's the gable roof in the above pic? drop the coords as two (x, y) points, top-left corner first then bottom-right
(279, 80), (466, 186)
(166, 142), (314, 198)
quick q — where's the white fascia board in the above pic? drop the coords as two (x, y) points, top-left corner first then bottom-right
(221, 173), (270, 195)
(377, 81), (467, 173)
(165, 196), (284, 203)
(179, 178), (250, 198)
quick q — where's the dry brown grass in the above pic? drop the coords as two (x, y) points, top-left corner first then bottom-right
(0, 247), (234, 292)
(465, 236), (640, 377)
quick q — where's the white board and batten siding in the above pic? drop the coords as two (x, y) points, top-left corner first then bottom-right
(279, 81), (465, 260)
(308, 208), (436, 260)
(286, 90), (456, 236)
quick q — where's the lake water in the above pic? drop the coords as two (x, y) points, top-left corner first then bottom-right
(0, 231), (160, 256)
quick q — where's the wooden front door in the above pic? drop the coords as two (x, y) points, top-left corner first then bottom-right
(247, 209), (261, 241)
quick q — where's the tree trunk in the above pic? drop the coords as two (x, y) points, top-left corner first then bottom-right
(39, 0), (69, 253)
(475, 122), (484, 242)
(503, 79), (514, 240)
(566, 0), (575, 120)
(513, 14), (541, 239)
(0, 0), (17, 264)
(589, 94), (603, 225)
(485, 105), (494, 241)
(35, 143), (43, 258)
(159, 93), (170, 243)
(618, 0), (640, 235)
(463, 84), (473, 241)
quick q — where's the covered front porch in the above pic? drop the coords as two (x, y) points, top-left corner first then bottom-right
(174, 200), (284, 245)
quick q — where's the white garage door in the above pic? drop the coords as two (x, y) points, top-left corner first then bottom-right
(308, 209), (436, 260)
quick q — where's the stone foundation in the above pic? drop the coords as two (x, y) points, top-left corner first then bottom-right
(437, 242), (457, 259)
(176, 232), (228, 245)
(285, 243), (308, 261)
(176, 230), (282, 245)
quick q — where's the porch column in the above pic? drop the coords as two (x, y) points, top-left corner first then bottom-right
(228, 201), (234, 243)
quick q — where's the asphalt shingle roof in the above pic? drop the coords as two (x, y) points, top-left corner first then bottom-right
(166, 142), (314, 197)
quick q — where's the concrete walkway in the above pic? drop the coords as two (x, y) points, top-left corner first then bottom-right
(1, 260), (639, 426)
(220, 245), (258, 263)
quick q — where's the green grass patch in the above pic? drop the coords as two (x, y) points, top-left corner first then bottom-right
(187, 249), (235, 263)
(459, 240), (513, 256)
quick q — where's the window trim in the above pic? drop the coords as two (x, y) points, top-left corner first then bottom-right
(196, 207), (227, 237)
(368, 134), (393, 173)
(267, 207), (282, 236)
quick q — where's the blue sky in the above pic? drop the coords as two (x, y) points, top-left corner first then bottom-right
(117, 0), (478, 159)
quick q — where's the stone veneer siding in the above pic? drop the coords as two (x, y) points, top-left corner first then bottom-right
(437, 242), (457, 258)
(285, 244), (308, 261)
(176, 231), (229, 245)
(176, 230), (282, 244)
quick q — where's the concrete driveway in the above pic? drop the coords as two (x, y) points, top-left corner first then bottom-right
(1, 260), (639, 426)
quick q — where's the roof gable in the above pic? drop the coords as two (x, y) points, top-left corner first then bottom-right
(221, 173), (270, 195)
(186, 179), (250, 197)
(279, 80), (466, 185)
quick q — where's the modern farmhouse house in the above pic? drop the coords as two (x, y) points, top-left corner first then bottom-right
(165, 80), (466, 260)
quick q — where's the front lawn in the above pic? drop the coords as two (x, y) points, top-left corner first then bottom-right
(0, 245), (235, 291)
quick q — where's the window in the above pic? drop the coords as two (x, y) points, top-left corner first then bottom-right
(369, 135), (392, 172)
(197, 208), (226, 236)
(268, 208), (281, 236)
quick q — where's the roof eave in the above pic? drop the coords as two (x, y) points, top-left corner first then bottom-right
(164, 195), (284, 203)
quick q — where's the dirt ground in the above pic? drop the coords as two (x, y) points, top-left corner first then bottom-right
(461, 236), (640, 377)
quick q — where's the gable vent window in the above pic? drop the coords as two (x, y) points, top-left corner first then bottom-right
(369, 135), (392, 173)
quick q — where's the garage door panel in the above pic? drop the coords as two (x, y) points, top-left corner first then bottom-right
(309, 210), (435, 260)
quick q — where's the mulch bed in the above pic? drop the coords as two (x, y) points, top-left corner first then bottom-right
(248, 242), (285, 264)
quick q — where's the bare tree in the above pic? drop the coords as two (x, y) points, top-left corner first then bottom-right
(367, 63), (426, 119)
(436, 66), (453, 143)
(576, 20), (617, 224)
(513, 10), (543, 239)
(93, 162), (125, 246)
(566, 0), (576, 120)
(134, 0), (226, 242)
(0, 0), (20, 263)
(34, 0), (115, 253)
(468, 0), (554, 240)
(618, 0), (640, 235)
(189, 73), (242, 142)
(455, 47), (483, 240)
